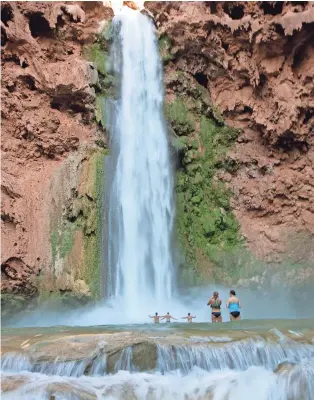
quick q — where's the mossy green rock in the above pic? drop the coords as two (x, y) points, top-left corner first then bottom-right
(165, 83), (241, 283)
(48, 149), (107, 300)
(83, 43), (107, 76)
(159, 34), (174, 63)
(165, 99), (195, 136)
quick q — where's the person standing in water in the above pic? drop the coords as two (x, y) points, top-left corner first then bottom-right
(227, 290), (241, 321)
(149, 312), (162, 324)
(182, 313), (196, 323)
(207, 291), (222, 322)
(161, 312), (177, 323)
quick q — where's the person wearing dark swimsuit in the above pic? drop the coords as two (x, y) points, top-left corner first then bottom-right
(226, 290), (241, 321)
(207, 291), (222, 323)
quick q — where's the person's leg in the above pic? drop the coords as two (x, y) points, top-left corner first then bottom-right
(211, 313), (216, 323)
(218, 314), (222, 322)
(229, 313), (235, 321)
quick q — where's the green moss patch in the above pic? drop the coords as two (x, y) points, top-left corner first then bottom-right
(165, 99), (195, 136)
(95, 95), (107, 129)
(83, 43), (107, 76)
(51, 224), (76, 264)
(166, 92), (242, 284)
(159, 34), (174, 63)
(83, 20), (116, 128)
(49, 150), (107, 300)
(82, 150), (106, 298)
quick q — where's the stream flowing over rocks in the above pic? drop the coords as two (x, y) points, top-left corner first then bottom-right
(1, 324), (314, 399)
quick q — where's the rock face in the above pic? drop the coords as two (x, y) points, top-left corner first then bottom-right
(1, 2), (112, 304)
(1, 1), (314, 304)
(147, 1), (314, 270)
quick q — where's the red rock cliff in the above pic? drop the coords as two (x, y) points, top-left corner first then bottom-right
(147, 1), (314, 268)
(1, 1), (112, 300)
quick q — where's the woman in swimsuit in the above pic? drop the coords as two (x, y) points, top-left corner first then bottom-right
(207, 291), (222, 323)
(226, 290), (241, 321)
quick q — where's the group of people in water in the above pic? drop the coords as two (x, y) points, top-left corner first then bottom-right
(149, 290), (241, 323)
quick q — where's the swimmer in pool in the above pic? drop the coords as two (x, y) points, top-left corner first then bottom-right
(226, 290), (241, 321)
(161, 312), (177, 323)
(207, 291), (222, 323)
(182, 313), (196, 323)
(148, 312), (162, 324)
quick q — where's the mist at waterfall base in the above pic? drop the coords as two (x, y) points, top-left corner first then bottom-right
(7, 284), (314, 327)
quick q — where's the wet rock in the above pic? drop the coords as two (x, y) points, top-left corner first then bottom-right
(48, 383), (97, 400)
(1, 375), (28, 393)
(274, 361), (297, 374)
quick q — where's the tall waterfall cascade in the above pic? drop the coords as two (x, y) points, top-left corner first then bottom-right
(107, 8), (175, 316)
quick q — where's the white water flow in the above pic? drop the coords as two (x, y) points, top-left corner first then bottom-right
(2, 362), (314, 399)
(107, 9), (174, 315)
(2, 331), (314, 399)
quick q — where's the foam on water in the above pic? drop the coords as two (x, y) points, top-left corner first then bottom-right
(2, 359), (314, 400)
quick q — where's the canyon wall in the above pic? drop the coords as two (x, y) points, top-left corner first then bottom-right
(1, 1), (113, 315)
(147, 1), (314, 286)
(1, 1), (314, 315)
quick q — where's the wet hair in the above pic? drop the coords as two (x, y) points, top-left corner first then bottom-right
(230, 290), (236, 296)
(213, 291), (219, 296)
(155, 312), (158, 315)
(167, 312), (169, 314)
(188, 313), (190, 316)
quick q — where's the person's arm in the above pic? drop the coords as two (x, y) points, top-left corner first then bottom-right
(160, 316), (166, 320)
(192, 316), (196, 318)
(226, 298), (230, 308)
(238, 300), (241, 309)
(207, 298), (213, 306)
(182, 317), (187, 319)
(171, 316), (177, 320)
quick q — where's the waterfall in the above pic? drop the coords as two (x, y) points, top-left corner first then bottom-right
(107, 8), (175, 315)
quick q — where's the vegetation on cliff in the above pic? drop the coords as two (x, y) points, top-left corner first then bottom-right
(47, 148), (107, 301)
(83, 21), (116, 132)
(164, 69), (242, 284)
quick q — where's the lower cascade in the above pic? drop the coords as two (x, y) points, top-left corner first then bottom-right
(1, 330), (314, 399)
